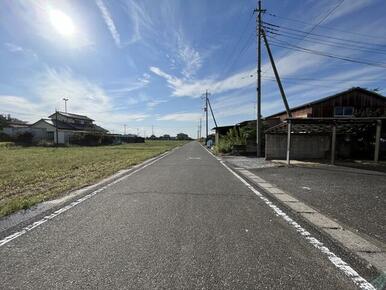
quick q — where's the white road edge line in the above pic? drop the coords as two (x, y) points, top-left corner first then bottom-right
(203, 147), (375, 290)
(0, 149), (175, 248)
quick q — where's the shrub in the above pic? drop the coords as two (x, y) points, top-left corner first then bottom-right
(14, 132), (34, 145)
(37, 139), (55, 147)
(101, 134), (115, 145)
(225, 127), (246, 146)
(70, 133), (103, 146)
(214, 139), (232, 154)
(0, 132), (12, 142)
(214, 127), (247, 154)
(0, 142), (15, 148)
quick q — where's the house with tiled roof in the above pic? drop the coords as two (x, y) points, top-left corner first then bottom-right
(31, 111), (108, 144)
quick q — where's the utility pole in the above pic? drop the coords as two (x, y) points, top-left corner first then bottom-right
(207, 98), (218, 128)
(255, 0), (265, 157)
(151, 125), (154, 136)
(261, 28), (292, 117)
(202, 90), (209, 142)
(124, 124), (127, 135)
(205, 90), (209, 141)
(62, 98), (69, 113)
(199, 118), (202, 140)
(55, 109), (59, 145)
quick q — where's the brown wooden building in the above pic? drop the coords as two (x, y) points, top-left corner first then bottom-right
(265, 87), (386, 122)
(264, 87), (386, 162)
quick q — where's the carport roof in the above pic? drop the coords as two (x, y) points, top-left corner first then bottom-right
(265, 117), (386, 134)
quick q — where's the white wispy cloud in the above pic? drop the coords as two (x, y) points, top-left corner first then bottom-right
(157, 112), (202, 122)
(123, 0), (154, 44)
(147, 99), (168, 109)
(149, 45), (326, 98)
(4, 42), (23, 52)
(149, 66), (254, 98)
(3, 42), (39, 63)
(175, 32), (202, 79)
(96, 0), (121, 47)
(1, 67), (149, 132)
(179, 45), (202, 78)
(106, 73), (151, 97)
(0, 95), (44, 121)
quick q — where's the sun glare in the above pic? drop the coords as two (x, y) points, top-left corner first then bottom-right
(49, 9), (75, 37)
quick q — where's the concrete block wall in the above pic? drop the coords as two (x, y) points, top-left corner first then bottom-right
(265, 134), (331, 160)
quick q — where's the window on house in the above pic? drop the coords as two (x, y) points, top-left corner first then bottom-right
(334, 106), (353, 117)
(46, 131), (54, 141)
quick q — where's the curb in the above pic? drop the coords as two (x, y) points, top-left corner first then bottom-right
(0, 148), (177, 239)
(226, 161), (386, 279)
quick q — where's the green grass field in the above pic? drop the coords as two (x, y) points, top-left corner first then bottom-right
(0, 140), (187, 217)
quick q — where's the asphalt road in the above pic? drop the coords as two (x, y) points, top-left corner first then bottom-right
(251, 165), (386, 244)
(0, 142), (360, 289)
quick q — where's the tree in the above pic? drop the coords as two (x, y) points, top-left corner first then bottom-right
(177, 133), (189, 140)
(0, 114), (7, 129)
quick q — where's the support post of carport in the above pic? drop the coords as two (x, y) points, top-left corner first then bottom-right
(374, 120), (382, 162)
(331, 125), (336, 165)
(286, 120), (291, 166)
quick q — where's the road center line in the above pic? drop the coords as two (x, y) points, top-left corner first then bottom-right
(0, 149), (174, 247)
(203, 147), (375, 290)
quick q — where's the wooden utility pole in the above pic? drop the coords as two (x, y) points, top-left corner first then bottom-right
(261, 28), (292, 117)
(331, 125), (337, 164)
(207, 98), (218, 128)
(202, 90), (210, 142)
(55, 109), (59, 145)
(374, 120), (382, 162)
(205, 90), (209, 141)
(199, 118), (202, 139)
(255, 0), (265, 157)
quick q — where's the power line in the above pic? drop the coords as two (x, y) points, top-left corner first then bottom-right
(262, 0), (345, 75)
(214, 28), (256, 94)
(213, 11), (255, 93)
(265, 30), (386, 56)
(266, 12), (386, 43)
(268, 38), (386, 69)
(263, 22), (386, 51)
(216, 13), (253, 84)
(298, 0), (345, 42)
(223, 12), (255, 70)
(263, 75), (385, 82)
(243, 72), (385, 83)
(224, 30), (255, 75)
(261, 76), (373, 89)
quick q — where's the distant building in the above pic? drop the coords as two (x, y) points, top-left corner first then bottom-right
(1, 115), (34, 140)
(30, 111), (108, 144)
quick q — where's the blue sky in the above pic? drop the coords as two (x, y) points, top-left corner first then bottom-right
(1, 0), (386, 137)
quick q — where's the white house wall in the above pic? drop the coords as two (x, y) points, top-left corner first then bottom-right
(31, 120), (56, 132)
